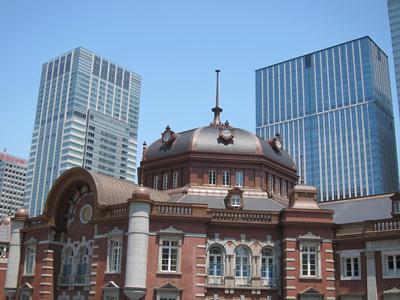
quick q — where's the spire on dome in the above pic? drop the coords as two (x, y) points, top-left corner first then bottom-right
(211, 69), (223, 125)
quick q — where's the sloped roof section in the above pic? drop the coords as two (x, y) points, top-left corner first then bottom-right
(319, 193), (394, 224)
(176, 193), (285, 211)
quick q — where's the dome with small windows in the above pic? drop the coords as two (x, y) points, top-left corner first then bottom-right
(143, 124), (296, 170)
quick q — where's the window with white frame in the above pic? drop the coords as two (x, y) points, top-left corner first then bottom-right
(275, 177), (281, 195)
(235, 246), (250, 278)
(161, 240), (179, 272)
(163, 173), (169, 189)
(261, 248), (274, 280)
(282, 180), (287, 197)
(268, 174), (274, 193)
(172, 171), (179, 188)
(104, 291), (119, 300)
(235, 170), (243, 187)
(341, 255), (360, 279)
(208, 245), (224, 276)
(383, 253), (400, 277)
(159, 295), (179, 300)
(230, 194), (241, 208)
(299, 295), (323, 300)
(222, 171), (230, 186)
(394, 200), (400, 215)
(103, 281), (120, 300)
(20, 290), (32, 300)
(24, 246), (36, 275)
(300, 243), (319, 277)
(108, 239), (122, 273)
(153, 175), (159, 190)
(208, 170), (216, 185)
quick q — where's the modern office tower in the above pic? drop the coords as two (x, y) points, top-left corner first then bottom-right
(25, 48), (141, 216)
(0, 152), (27, 216)
(256, 36), (399, 201)
(388, 0), (400, 116)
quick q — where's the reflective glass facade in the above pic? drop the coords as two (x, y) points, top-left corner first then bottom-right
(256, 37), (399, 201)
(388, 0), (400, 116)
(25, 48), (141, 216)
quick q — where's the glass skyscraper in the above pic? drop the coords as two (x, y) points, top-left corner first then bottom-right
(256, 37), (399, 201)
(388, 0), (400, 116)
(25, 48), (141, 216)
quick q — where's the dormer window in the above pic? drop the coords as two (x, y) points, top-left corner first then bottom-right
(231, 194), (241, 208)
(224, 187), (244, 209)
(394, 200), (400, 215)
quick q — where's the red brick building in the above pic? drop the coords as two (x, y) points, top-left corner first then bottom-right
(2, 100), (400, 300)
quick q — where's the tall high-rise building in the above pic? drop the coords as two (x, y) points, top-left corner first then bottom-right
(256, 37), (399, 201)
(0, 152), (27, 216)
(388, 0), (400, 116)
(25, 48), (141, 216)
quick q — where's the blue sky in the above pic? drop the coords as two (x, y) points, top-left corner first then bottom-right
(0, 0), (399, 166)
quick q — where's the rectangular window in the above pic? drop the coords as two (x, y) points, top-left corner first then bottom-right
(24, 246), (36, 275)
(341, 256), (360, 279)
(231, 195), (241, 208)
(172, 171), (179, 188)
(300, 243), (318, 277)
(108, 239), (122, 272)
(275, 177), (281, 195)
(161, 240), (178, 272)
(163, 173), (169, 190)
(282, 180), (287, 197)
(394, 200), (400, 214)
(305, 54), (312, 68)
(222, 171), (230, 186)
(268, 174), (274, 193)
(235, 170), (243, 187)
(104, 293), (119, 300)
(208, 170), (216, 185)
(153, 176), (159, 190)
(383, 253), (400, 277)
(159, 296), (178, 300)
(20, 292), (32, 300)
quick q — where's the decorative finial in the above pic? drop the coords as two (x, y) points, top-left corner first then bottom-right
(300, 154), (305, 184)
(211, 69), (223, 125)
(140, 142), (147, 186)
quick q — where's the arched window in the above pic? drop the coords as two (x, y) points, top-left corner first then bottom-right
(235, 246), (250, 279)
(208, 245), (223, 276)
(76, 246), (90, 284)
(261, 248), (274, 280)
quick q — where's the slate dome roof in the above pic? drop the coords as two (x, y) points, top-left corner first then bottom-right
(143, 125), (296, 170)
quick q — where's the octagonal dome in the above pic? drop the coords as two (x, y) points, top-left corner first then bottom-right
(143, 125), (296, 170)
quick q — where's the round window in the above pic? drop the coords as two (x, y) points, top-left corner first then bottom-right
(80, 204), (93, 224)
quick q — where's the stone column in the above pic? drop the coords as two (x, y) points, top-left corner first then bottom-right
(124, 189), (153, 300)
(365, 250), (378, 300)
(4, 208), (29, 299)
